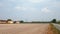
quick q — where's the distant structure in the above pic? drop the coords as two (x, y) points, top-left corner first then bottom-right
(0, 20), (7, 24)
(14, 21), (20, 24)
(7, 19), (13, 24)
(0, 19), (13, 24)
(0, 19), (58, 24)
(7, 20), (13, 24)
(0, 19), (21, 24)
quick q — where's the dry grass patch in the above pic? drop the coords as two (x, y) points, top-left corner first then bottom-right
(47, 23), (60, 34)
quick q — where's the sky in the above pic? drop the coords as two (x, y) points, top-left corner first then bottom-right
(0, 0), (60, 22)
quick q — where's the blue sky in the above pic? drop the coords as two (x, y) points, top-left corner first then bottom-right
(0, 0), (60, 22)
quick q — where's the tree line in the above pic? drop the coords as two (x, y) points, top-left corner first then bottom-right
(7, 19), (60, 23)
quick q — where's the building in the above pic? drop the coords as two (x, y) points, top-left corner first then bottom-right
(6, 19), (13, 24)
(14, 21), (20, 24)
(0, 20), (7, 24)
(0, 20), (13, 24)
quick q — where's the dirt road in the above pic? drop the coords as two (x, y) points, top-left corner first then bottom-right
(0, 24), (49, 34)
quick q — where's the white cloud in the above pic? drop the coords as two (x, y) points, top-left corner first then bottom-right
(0, 3), (2, 6)
(29, 0), (43, 3)
(49, 1), (60, 8)
(8, 0), (16, 2)
(0, 3), (3, 7)
(8, 0), (51, 3)
(15, 6), (21, 10)
(15, 6), (27, 11)
(28, 0), (50, 3)
(15, 6), (37, 11)
(56, 2), (60, 8)
(41, 7), (51, 13)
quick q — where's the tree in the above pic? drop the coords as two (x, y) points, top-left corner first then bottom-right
(6, 19), (12, 24)
(20, 20), (24, 23)
(51, 19), (56, 23)
(14, 21), (16, 24)
(7, 19), (12, 21)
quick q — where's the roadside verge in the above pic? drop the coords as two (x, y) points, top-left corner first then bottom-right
(47, 23), (60, 34)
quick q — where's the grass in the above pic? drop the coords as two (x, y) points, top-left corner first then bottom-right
(49, 23), (60, 34)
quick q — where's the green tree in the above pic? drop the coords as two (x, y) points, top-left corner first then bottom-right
(6, 19), (12, 24)
(20, 20), (24, 23)
(7, 19), (12, 21)
(52, 19), (56, 23)
(14, 21), (16, 24)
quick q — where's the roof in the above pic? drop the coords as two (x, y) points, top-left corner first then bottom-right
(0, 20), (7, 22)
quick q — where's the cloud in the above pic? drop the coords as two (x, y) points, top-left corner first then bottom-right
(8, 0), (16, 2)
(49, 1), (60, 8)
(56, 2), (60, 8)
(8, 0), (51, 3)
(15, 6), (27, 11)
(0, 3), (3, 7)
(15, 6), (22, 10)
(28, 0), (43, 3)
(41, 7), (51, 13)
(14, 6), (37, 11)
(28, 0), (50, 3)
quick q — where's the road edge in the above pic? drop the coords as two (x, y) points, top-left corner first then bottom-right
(50, 23), (60, 34)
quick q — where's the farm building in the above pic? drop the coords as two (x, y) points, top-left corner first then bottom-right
(0, 20), (14, 24)
(0, 20), (7, 24)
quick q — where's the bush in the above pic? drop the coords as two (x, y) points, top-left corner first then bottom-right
(51, 19), (56, 23)
(7, 19), (12, 21)
(20, 20), (24, 23)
